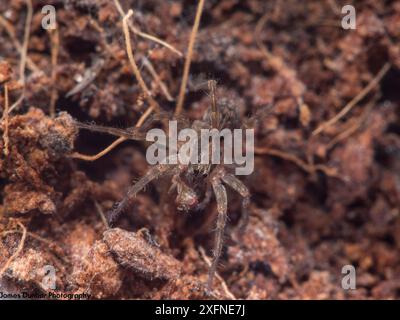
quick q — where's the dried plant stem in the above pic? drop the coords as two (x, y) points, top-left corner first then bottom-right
(0, 221), (27, 278)
(19, 0), (32, 83)
(123, 10), (160, 111)
(74, 0), (204, 160)
(90, 18), (173, 103)
(113, 0), (182, 57)
(312, 62), (391, 136)
(208, 80), (219, 128)
(1, 228), (66, 263)
(327, 120), (363, 150)
(175, 0), (205, 116)
(48, 27), (60, 118)
(73, 9), (162, 162)
(72, 137), (127, 161)
(142, 57), (174, 101)
(326, 96), (378, 150)
(8, 0), (33, 114)
(2, 84), (9, 156)
(136, 104), (156, 127)
(255, 147), (339, 178)
(255, 147), (311, 172)
(94, 201), (109, 229)
(0, 15), (40, 73)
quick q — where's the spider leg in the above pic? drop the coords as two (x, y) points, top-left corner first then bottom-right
(74, 121), (147, 141)
(108, 164), (174, 226)
(208, 80), (219, 128)
(221, 173), (250, 234)
(207, 177), (228, 292)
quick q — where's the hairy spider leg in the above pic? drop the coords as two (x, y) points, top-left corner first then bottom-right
(221, 173), (250, 234)
(74, 121), (147, 141)
(208, 176), (228, 293)
(108, 164), (176, 226)
(206, 168), (250, 292)
(208, 80), (219, 129)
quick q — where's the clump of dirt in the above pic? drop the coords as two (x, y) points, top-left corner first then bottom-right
(1, 0), (400, 299)
(1, 107), (76, 215)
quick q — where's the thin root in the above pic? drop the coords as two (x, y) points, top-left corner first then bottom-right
(7, 0), (33, 114)
(113, 0), (183, 57)
(122, 10), (160, 111)
(48, 27), (60, 118)
(0, 15), (40, 73)
(312, 62), (390, 136)
(71, 8), (162, 162)
(94, 201), (109, 229)
(1, 228), (67, 264)
(0, 221), (27, 278)
(2, 84), (9, 156)
(326, 95), (379, 150)
(255, 147), (340, 178)
(142, 57), (174, 102)
(175, 0), (205, 116)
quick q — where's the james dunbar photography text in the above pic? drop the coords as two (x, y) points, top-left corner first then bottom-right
(0, 291), (91, 300)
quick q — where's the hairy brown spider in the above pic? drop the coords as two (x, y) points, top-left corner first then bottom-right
(74, 80), (251, 292)
(72, 3), (251, 293)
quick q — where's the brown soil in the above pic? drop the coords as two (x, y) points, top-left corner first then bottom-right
(1, 0), (400, 299)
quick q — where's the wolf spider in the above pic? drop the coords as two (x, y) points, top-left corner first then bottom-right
(72, 3), (251, 292)
(74, 80), (250, 292)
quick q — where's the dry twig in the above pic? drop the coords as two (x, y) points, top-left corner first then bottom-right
(48, 27), (60, 118)
(255, 147), (340, 178)
(326, 95), (379, 150)
(7, 0), (33, 114)
(94, 201), (109, 229)
(0, 221), (27, 278)
(72, 9), (165, 162)
(0, 15), (40, 73)
(113, 0), (182, 57)
(2, 84), (9, 156)
(175, 0), (205, 116)
(123, 10), (160, 111)
(142, 57), (174, 102)
(312, 63), (391, 136)
(73, 1), (204, 160)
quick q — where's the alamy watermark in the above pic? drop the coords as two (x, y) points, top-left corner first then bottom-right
(39, 4), (357, 31)
(0, 265), (91, 299)
(41, 5), (57, 30)
(341, 5), (357, 30)
(341, 265), (356, 290)
(41, 264), (56, 290)
(146, 121), (254, 175)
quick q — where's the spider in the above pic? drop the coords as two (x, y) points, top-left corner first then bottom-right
(74, 80), (251, 292)
(72, 3), (251, 293)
